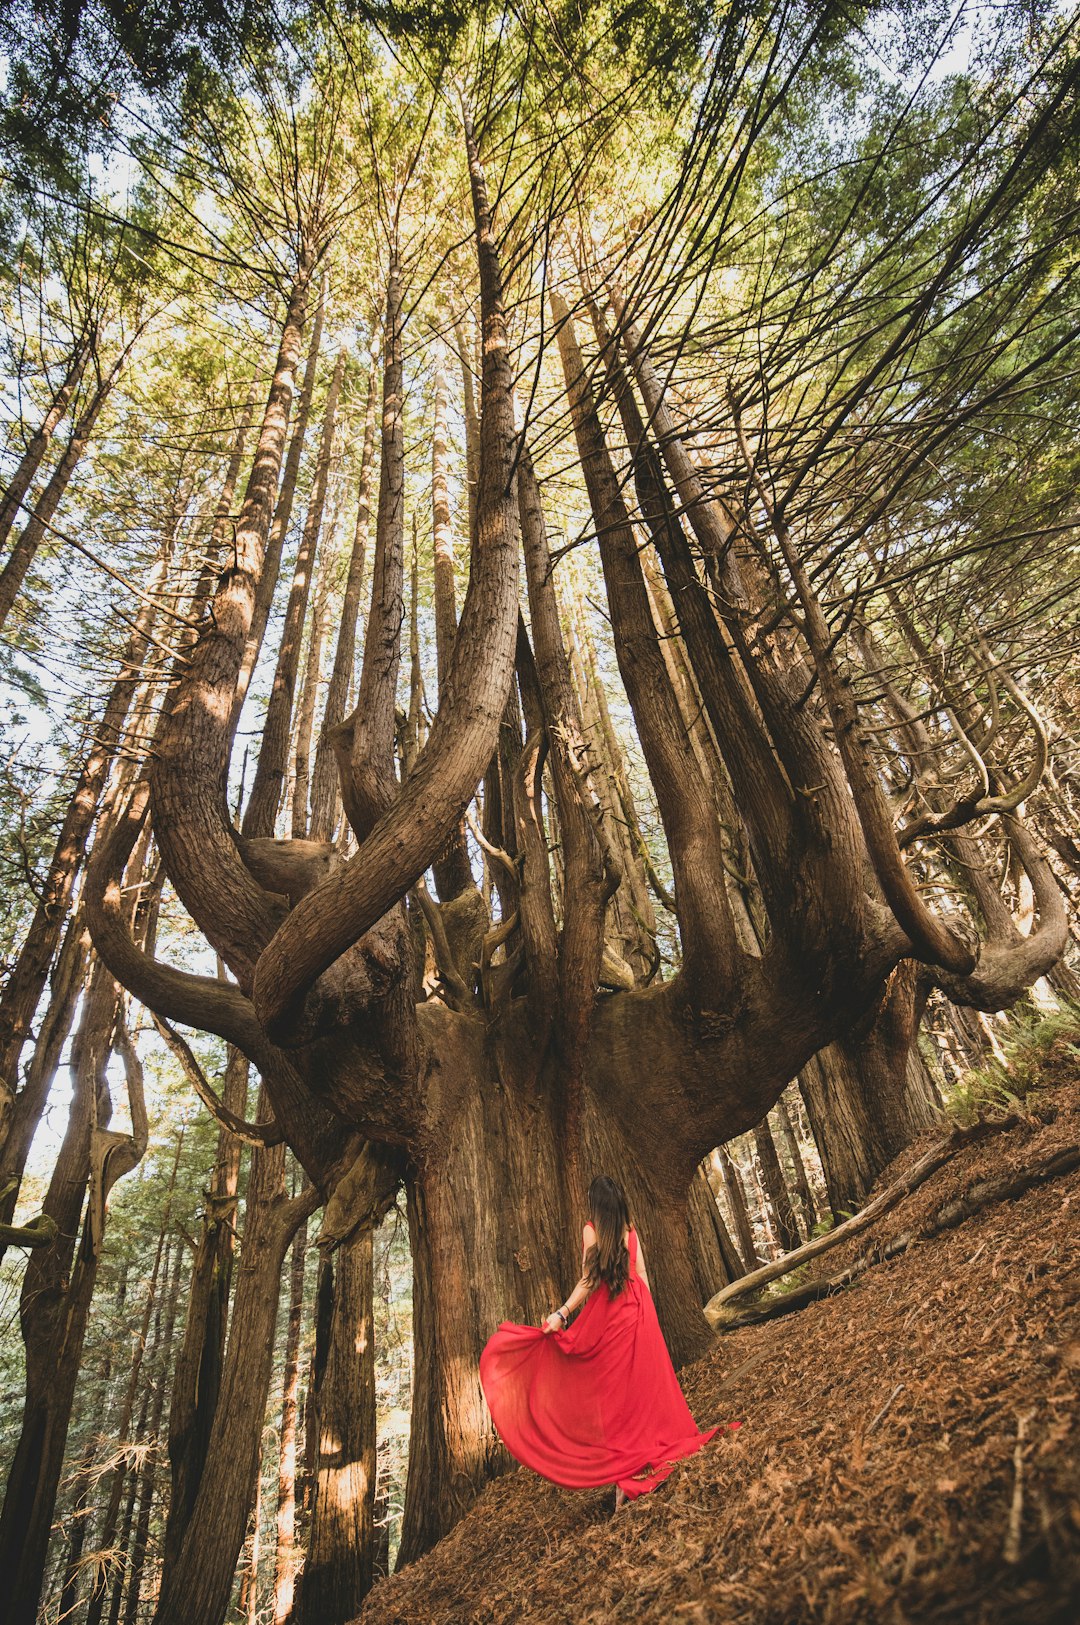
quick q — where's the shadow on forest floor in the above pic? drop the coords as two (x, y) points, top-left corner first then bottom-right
(357, 1044), (1080, 1624)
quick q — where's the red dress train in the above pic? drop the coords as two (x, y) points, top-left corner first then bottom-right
(479, 1229), (735, 1498)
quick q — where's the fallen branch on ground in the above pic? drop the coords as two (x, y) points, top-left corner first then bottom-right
(706, 1140), (1077, 1331)
(706, 1113), (1021, 1322)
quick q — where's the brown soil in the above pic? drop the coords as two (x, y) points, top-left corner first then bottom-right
(358, 1060), (1080, 1624)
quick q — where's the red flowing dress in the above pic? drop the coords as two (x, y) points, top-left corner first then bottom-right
(479, 1228), (734, 1499)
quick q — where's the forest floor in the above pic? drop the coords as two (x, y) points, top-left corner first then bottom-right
(358, 1043), (1080, 1624)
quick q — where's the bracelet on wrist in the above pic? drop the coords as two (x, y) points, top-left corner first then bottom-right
(556, 1306), (569, 1326)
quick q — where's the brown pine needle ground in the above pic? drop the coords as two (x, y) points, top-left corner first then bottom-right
(359, 1057), (1080, 1624)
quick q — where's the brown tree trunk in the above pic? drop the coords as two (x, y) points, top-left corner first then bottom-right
(291, 537), (334, 839)
(714, 1144), (760, 1272)
(272, 1216), (308, 1625)
(151, 1107), (318, 1625)
(776, 1095), (819, 1238)
(85, 1129), (184, 1625)
(429, 348), (472, 901)
(161, 1049), (247, 1572)
(752, 1118), (802, 1252)
(0, 359), (118, 629)
(234, 272), (327, 727)
(799, 963), (938, 1218)
(309, 355), (378, 841)
(0, 333), (90, 551)
(0, 954), (146, 1625)
(243, 342), (345, 838)
(119, 1233), (186, 1625)
(295, 1228), (377, 1623)
(0, 539), (169, 1199)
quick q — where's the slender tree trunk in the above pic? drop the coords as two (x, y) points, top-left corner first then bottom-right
(776, 1096), (818, 1238)
(161, 1050), (248, 1574)
(294, 1228), (377, 1623)
(234, 272), (327, 727)
(85, 1129), (184, 1625)
(0, 333), (90, 552)
(243, 343), (345, 838)
(752, 1118), (802, 1252)
(0, 360), (117, 629)
(0, 536), (168, 1201)
(272, 1217), (308, 1625)
(310, 355), (378, 841)
(119, 1234), (186, 1625)
(714, 1145), (760, 1272)
(0, 949), (146, 1625)
(291, 539), (334, 840)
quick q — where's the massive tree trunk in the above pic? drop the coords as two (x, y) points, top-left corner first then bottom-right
(295, 1229), (376, 1622)
(799, 963), (938, 1217)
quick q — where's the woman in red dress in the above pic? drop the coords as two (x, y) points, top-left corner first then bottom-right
(479, 1175), (739, 1509)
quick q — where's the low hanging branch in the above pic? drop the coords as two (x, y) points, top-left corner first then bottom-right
(152, 1016), (284, 1146)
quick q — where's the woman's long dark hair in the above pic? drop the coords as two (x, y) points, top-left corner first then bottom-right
(584, 1174), (631, 1297)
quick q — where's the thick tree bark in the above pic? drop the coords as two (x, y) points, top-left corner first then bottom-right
(799, 963), (938, 1218)
(295, 1228), (378, 1623)
(0, 332), (90, 552)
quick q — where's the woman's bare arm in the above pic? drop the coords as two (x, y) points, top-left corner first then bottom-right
(542, 1223), (597, 1331)
(634, 1231), (652, 1292)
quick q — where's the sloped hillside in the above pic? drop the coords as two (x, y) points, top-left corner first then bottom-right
(359, 1047), (1080, 1624)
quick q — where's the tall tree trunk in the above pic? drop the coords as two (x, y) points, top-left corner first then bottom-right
(0, 955), (147, 1625)
(119, 1233), (186, 1625)
(151, 1105), (318, 1625)
(161, 1050), (248, 1573)
(291, 540), (334, 840)
(309, 355), (378, 841)
(714, 1144), (760, 1273)
(234, 272), (327, 728)
(243, 342), (345, 838)
(752, 1118), (802, 1252)
(0, 332), (90, 552)
(775, 1095), (818, 1238)
(0, 359), (117, 629)
(295, 1228), (377, 1623)
(85, 1129), (184, 1625)
(0, 538), (169, 1205)
(272, 1216), (308, 1625)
